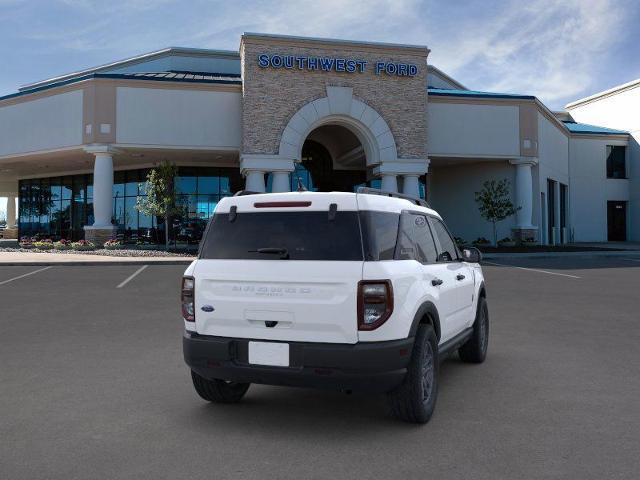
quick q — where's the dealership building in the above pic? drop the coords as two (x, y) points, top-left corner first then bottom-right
(0, 33), (637, 246)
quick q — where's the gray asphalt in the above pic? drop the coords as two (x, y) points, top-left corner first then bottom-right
(1, 257), (639, 479)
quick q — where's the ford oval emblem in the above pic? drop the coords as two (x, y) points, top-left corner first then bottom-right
(201, 305), (215, 312)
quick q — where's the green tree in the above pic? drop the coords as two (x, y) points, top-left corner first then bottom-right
(474, 179), (519, 246)
(136, 161), (182, 250)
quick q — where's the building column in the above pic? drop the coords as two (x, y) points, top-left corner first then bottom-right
(271, 171), (290, 193)
(374, 159), (429, 199)
(6, 195), (16, 228)
(240, 154), (295, 194)
(510, 157), (538, 242)
(244, 170), (266, 193)
(83, 145), (118, 245)
(402, 174), (421, 198)
(380, 174), (398, 193)
(1, 194), (18, 240)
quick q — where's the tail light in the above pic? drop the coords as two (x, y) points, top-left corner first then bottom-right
(181, 276), (195, 322)
(357, 280), (393, 330)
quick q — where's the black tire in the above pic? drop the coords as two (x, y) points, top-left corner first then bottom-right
(458, 296), (489, 363)
(190, 370), (250, 403)
(387, 324), (439, 424)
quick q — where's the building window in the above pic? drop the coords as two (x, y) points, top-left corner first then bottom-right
(547, 179), (556, 244)
(18, 166), (242, 247)
(560, 183), (568, 243)
(606, 145), (626, 179)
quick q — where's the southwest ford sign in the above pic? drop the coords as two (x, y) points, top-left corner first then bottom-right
(257, 54), (418, 77)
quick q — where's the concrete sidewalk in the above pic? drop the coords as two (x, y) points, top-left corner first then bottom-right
(0, 251), (194, 266)
(3, 249), (639, 265)
(483, 250), (640, 260)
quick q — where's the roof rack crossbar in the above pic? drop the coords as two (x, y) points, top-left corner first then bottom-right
(356, 187), (431, 209)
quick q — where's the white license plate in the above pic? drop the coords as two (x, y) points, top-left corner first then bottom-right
(248, 341), (290, 367)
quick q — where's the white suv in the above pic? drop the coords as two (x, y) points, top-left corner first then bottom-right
(182, 189), (488, 423)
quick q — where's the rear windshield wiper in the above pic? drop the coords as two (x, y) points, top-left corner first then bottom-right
(248, 247), (290, 259)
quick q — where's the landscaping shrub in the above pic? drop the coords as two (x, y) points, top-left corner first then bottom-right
(33, 239), (54, 250)
(71, 240), (96, 251)
(54, 239), (73, 250)
(103, 239), (123, 250)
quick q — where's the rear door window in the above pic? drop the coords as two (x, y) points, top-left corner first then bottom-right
(395, 212), (438, 263)
(359, 211), (400, 261)
(200, 211), (363, 261)
(430, 217), (459, 262)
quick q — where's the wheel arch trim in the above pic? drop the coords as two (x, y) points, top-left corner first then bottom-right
(408, 301), (441, 341)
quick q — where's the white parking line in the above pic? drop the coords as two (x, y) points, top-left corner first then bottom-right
(116, 265), (149, 289)
(0, 266), (52, 286)
(483, 261), (581, 279)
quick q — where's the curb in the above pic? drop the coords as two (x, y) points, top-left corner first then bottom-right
(482, 251), (640, 260)
(0, 260), (194, 266)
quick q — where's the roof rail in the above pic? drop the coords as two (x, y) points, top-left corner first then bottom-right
(356, 187), (431, 209)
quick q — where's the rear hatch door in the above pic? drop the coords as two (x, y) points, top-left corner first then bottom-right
(194, 193), (363, 344)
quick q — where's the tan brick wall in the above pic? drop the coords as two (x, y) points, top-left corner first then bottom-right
(84, 227), (117, 246)
(241, 36), (429, 160)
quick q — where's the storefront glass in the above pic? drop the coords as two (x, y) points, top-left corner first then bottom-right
(18, 166), (242, 247)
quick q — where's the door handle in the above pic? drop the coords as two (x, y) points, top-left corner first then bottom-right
(431, 278), (443, 286)
(456, 274), (466, 281)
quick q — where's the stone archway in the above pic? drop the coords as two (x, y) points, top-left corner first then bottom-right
(278, 86), (398, 167)
(240, 85), (428, 195)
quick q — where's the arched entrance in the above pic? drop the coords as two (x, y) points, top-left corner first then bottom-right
(242, 86), (427, 196)
(298, 124), (367, 192)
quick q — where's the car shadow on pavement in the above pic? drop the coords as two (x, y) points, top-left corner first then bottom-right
(176, 357), (471, 435)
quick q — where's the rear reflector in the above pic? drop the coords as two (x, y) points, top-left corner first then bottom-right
(253, 201), (312, 208)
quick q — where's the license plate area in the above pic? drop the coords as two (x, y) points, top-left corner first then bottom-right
(248, 341), (290, 367)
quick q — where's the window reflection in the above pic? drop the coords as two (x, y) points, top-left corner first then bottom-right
(17, 167), (240, 247)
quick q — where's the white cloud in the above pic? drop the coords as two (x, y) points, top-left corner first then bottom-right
(427, 0), (628, 107)
(2, 0), (634, 109)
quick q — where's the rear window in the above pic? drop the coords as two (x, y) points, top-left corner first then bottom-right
(359, 211), (400, 261)
(199, 211), (364, 261)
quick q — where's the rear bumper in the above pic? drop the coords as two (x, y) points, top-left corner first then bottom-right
(183, 331), (414, 393)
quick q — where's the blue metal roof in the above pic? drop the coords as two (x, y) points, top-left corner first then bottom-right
(0, 71), (242, 102)
(562, 121), (628, 135)
(428, 87), (535, 100)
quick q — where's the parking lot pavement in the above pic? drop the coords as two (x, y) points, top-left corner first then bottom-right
(1, 258), (640, 479)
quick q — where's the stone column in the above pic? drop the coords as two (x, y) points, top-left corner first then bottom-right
(240, 154), (294, 194)
(6, 195), (16, 228)
(509, 157), (538, 242)
(244, 170), (266, 193)
(374, 159), (429, 199)
(271, 171), (290, 193)
(402, 175), (421, 198)
(380, 174), (398, 193)
(2, 195), (18, 240)
(83, 146), (117, 245)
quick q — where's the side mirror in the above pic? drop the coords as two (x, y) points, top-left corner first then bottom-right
(462, 247), (482, 263)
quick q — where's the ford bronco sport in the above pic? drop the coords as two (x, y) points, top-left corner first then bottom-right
(182, 188), (488, 423)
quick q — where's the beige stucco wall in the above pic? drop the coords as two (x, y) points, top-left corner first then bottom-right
(0, 90), (83, 157)
(240, 35), (429, 160)
(427, 101), (520, 157)
(116, 86), (242, 148)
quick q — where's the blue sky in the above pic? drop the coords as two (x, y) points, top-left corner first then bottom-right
(0, 0), (639, 109)
(1, 0), (640, 216)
